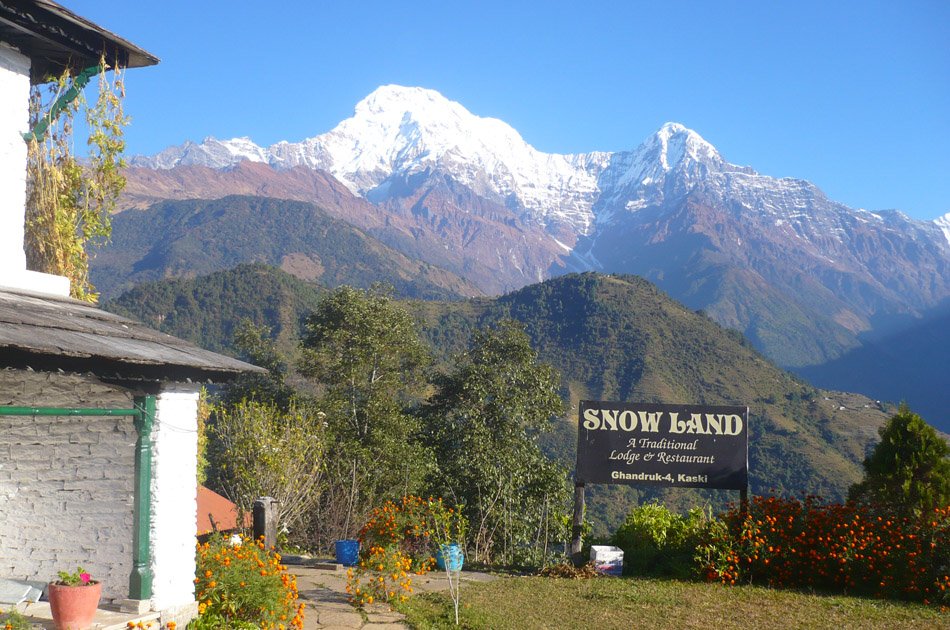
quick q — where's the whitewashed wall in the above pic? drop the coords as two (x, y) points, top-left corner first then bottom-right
(150, 385), (200, 619)
(0, 369), (136, 602)
(0, 43), (29, 275)
(0, 43), (68, 296)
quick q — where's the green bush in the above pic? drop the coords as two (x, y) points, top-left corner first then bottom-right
(611, 502), (712, 578)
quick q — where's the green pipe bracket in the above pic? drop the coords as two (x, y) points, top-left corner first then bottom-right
(0, 396), (156, 600)
(22, 64), (102, 144)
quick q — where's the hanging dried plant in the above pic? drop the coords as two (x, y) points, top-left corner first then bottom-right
(25, 55), (129, 302)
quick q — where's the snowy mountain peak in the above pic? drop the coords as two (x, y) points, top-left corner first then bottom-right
(354, 84), (465, 121)
(129, 87), (829, 235)
(312, 83), (536, 191)
(935, 211), (950, 246)
(592, 122), (737, 208)
(651, 122), (723, 171)
(128, 135), (268, 170)
(300, 85), (601, 231)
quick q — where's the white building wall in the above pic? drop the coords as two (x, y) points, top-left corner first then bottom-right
(0, 43), (68, 296)
(149, 385), (200, 617)
(0, 372), (205, 624)
(0, 43), (29, 274)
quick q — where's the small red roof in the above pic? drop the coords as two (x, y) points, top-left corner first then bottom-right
(197, 485), (247, 535)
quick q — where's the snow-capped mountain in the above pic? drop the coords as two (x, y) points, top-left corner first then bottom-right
(139, 136), (269, 170)
(132, 85), (602, 233)
(935, 211), (950, 246)
(129, 85), (846, 240)
(124, 85), (950, 370)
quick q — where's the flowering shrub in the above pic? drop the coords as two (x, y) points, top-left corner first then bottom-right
(348, 496), (468, 608)
(190, 534), (304, 629)
(357, 495), (437, 572)
(2, 609), (30, 630)
(697, 495), (950, 606)
(345, 545), (416, 606)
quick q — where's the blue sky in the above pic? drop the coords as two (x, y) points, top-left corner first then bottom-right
(75, 0), (949, 220)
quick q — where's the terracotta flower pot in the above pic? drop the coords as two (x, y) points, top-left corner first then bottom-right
(47, 581), (102, 630)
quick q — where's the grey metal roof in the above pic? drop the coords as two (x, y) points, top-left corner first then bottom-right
(0, 287), (263, 382)
(0, 0), (159, 82)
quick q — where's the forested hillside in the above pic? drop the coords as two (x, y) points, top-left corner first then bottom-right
(107, 267), (892, 533)
(412, 273), (891, 531)
(104, 264), (324, 353)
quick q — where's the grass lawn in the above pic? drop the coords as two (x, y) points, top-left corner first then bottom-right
(399, 575), (949, 629)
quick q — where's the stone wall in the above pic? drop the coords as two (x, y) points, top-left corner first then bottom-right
(0, 368), (138, 602)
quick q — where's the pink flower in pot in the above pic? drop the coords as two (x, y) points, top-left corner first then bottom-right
(48, 567), (102, 630)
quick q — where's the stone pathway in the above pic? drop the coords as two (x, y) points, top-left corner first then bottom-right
(290, 562), (498, 629)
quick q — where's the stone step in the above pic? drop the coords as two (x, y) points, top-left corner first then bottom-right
(18, 601), (161, 630)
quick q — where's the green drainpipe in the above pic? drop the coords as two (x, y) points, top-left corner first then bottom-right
(0, 396), (156, 600)
(130, 395), (155, 600)
(22, 64), (102, 144)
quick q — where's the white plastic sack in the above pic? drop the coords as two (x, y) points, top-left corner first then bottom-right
(590, 545), (624, 576)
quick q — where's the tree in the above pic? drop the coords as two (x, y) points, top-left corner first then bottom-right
(222, 320), (298, 409)
(421, 320), (570, 565)
(206, 400), (325, 535)
(848, 405), (950, 519)
(299, 285), (432, 543)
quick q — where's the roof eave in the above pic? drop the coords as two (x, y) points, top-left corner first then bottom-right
(0, 0), (159, 82)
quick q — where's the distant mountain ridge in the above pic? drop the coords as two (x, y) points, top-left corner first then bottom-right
(800, 302), (950, 431)
(91, 195), (482, 301)
(124, 85), (950, 376)
(128, 85), (950, 244)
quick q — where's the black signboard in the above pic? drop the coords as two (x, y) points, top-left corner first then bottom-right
(576, 401), (749, 490)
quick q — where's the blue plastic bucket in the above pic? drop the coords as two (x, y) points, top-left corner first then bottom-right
(435, 543), (464, 571)
(335, 539), (360, 566)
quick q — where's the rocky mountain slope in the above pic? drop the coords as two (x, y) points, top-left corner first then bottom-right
(124, 85), (950, 372)
(91, 195), (482, 301)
